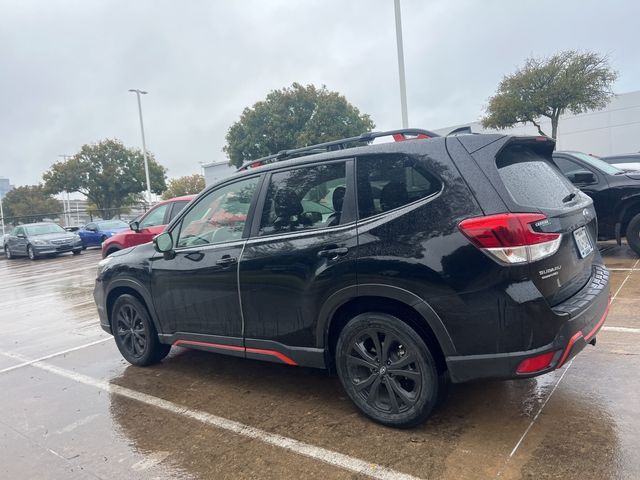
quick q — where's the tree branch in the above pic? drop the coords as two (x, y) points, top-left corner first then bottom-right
(528, 117), (547, 137)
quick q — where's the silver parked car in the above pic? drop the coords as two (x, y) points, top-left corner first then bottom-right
(3, 222), (83, 260)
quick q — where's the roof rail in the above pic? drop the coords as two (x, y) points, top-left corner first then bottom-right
(237, 128), (440, 171)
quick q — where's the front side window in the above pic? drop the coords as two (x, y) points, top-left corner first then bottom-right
(258, 162), (347, 236)
(140, 204), (169, 229)
(176, 176), (259, 248)
(356, 154), (441, 219)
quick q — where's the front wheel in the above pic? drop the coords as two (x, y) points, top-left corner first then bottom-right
(112, 294), (171, 366)
(336, 312), (440, 428)
(72, 249), (82, 255)
(627, 213), (640, 256)
(27, 245), (37, 260)
(4, 247), (13, 259)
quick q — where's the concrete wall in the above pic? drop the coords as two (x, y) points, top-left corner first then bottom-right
(203, 161), (237, 187)
(434, 90), (640, 156)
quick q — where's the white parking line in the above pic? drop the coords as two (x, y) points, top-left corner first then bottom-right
(0, 337), (111, 374)
(0, 349), (421, 480)
(602, 326), (640, 334)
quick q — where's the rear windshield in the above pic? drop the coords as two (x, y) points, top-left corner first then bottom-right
(497, 146), (575, 209)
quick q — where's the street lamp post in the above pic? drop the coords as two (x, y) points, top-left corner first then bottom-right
(128, 89), (152, 204)
(0, 194), (5, 237)
(394, 0), (409, 128)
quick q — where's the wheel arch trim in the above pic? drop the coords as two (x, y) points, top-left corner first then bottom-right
(105, 278), (162, 334)
(317, 283), (456, 356)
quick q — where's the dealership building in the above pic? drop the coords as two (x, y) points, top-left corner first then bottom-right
(435, 90), (640, 156)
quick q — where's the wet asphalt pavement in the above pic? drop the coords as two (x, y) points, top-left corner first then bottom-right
(0, 244), (639, 479)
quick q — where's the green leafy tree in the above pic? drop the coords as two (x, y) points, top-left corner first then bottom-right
(43, 139), (167, 219)
(224, 83), (375, 168)
(2, 185), (62, 224)
(161, 174), (205, 200)
(482, 50), (618, 138)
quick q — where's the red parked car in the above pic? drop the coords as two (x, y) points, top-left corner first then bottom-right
(101, 195), (195, 258)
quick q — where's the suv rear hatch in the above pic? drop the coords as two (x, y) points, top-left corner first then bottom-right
(458, 137), (597, 306)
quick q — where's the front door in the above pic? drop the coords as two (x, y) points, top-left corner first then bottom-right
(239, 159), (358, 364)
(150, 175), (262, 342)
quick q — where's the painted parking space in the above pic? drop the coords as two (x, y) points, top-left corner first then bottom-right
(1, 245), (639, 479)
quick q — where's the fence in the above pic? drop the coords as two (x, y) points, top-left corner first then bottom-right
(0, 203), (152, 232)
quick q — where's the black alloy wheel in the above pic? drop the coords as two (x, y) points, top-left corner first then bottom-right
(336, 313), (440, 428)
(112, 294), (171, 366)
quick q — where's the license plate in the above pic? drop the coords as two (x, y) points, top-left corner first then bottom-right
(573, 226), (593, 259)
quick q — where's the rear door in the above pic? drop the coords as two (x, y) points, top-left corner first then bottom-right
(495, 143), (597, 304)
(238, 159), (358, 361)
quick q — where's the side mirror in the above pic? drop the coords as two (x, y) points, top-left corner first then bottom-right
(153, 232), (175, 259)
(129, 221), (140, 232)
(572, 171), (596, 185)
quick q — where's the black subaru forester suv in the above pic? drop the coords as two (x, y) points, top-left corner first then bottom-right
(94, 129), (610, 428)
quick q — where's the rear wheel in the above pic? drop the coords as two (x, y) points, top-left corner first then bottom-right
(336, 312), (440, 428)
(627, 213), (640, 256)
(100, 235), (107, 243)
(27, 245), (37, 260)
(112, 294), (170, 366)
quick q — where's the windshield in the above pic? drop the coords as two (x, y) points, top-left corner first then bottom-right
(97, 220), (128, 229)
(570, 152), (623, 175)
(25, 224), (66, 236)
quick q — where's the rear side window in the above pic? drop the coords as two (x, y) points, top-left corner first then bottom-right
(259, 162), (347, 236)
(356, 154), (441, 219)
(497, 146), (574, 209)
(167, 200), (189, 222)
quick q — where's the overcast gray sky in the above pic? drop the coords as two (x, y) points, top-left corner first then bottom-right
(1, 0), (638, 188)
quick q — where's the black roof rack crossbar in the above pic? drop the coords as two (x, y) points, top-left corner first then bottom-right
(237, 128), (440, 171)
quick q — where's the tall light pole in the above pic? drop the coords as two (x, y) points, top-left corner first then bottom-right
(58, 154), (74, 225)
(0, 193), (5, 237)
(129, 89), (152, 204)
(394, 0), (409, 128)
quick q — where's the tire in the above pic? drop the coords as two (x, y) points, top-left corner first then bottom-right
(72, 249), (82, 255)
(100, 235), (107, 243)
(27, 245), (37, 260)
(105, 248), (119, 257)
(82, 245), (87, 251)
(335, 312), (440, 428)
(112, 294), (171, 366)
(4, 247), (13, 260)
(627, 213), (640, 256)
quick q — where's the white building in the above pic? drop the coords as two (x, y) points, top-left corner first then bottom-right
(434, 90), (640, 156)
(202, 160), (237, 187)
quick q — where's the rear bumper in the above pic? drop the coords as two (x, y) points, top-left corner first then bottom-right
(446, 263), (610, 383)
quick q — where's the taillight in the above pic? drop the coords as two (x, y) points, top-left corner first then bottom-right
(458, 213), (562, 264)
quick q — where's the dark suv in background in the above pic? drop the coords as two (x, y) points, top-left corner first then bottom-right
(553, 151), (640, 255)
(94, 130), (610, 428)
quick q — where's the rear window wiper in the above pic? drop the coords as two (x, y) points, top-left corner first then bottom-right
(562, 192), (577, 203)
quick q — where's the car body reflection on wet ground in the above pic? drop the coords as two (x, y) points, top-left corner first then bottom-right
(0, 244), (638, 479)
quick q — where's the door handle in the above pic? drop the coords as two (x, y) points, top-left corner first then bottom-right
(216, 256), (238, 266)
(317, 247), (349, 259)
